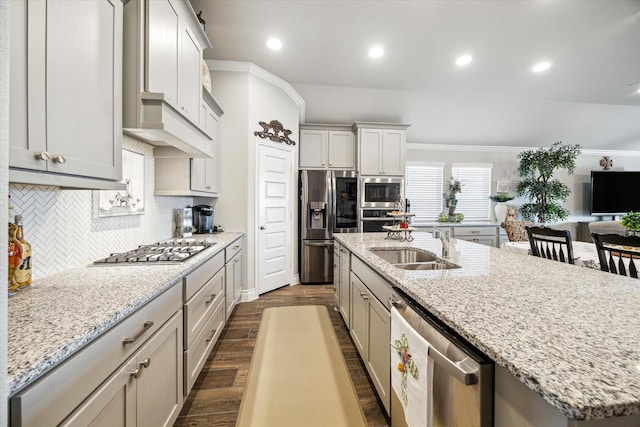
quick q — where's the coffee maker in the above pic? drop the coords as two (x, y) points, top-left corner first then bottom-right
(192, 205), (214, 234)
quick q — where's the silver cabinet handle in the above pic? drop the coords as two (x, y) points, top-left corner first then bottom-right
(304, 242), (334, 247)
(122, 321), (154, 345)
(388, 296), (402, 308)
(206, 329), (217, 342)
(140, 358), (151, 369)
(130, 367), (142, 379)
(205, 293), (217, 304)
(34, 151), (50, 161)
(51, 155), (66, 164)
(232, 245), (240, 251)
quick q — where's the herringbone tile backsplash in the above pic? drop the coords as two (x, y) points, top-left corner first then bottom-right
(9, 136), (194, 280)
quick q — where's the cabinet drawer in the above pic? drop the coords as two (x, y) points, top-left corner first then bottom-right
(351, 255), (392, 310)
(459, 237), (496, 247)
(184, 297), (225, 395)
(453, 226), (498, 237)
(11, 284), (181, 427)
(225, 236), (243, 263)
(184, 250), (224, 301)
(184, 267), (225, 348)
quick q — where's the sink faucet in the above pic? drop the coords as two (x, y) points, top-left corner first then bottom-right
(432, 228), (451, 258)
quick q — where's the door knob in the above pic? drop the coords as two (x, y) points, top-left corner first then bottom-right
(260, 226), (266, 230)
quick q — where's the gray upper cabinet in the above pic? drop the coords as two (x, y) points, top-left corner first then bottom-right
(354, 122), (409, 176)
(9, 0), (124, 189)
(123, 0), (215, 158)
(299, 124), (356, 170)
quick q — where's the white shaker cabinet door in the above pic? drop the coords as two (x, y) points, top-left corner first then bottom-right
(380, 129), (405, 176)
(147, 0), (180, 105)
(178, 22), (202, 124)
(10, 0), (123, 181)
(327, 131), (355, 169)
(299, 129), (328, 168)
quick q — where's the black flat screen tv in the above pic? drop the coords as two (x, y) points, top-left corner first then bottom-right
(590, 171), (640, 216)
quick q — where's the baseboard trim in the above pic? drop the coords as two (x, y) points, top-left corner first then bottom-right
(241, 288), (259, 302)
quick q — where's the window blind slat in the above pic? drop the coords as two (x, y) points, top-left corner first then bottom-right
(451, 166), (492, 220)
(405, 164), (444, 224)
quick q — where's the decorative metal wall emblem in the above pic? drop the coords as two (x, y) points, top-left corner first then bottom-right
(254, 120), (296, 145)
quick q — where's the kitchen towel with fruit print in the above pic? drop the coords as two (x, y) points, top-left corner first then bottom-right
(391, 306), (433, 427)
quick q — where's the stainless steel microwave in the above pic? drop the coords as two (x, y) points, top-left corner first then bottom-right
(360, 177), (403, 208)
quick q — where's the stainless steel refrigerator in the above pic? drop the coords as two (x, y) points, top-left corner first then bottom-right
(300, 170), (358, 283)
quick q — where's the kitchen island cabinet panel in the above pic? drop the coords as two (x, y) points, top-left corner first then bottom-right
(9, 0), (123, 188)
(10, 285), (182, 427)
(338, 245), (351, 326)
(62, 311), (183, 427)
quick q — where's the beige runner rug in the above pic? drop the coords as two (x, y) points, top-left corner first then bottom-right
(236, 305), (368, 427)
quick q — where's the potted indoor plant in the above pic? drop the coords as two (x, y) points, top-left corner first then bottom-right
(621, 211), (640, 236)
(516, 141), (581, 223)
(489, 193), (514, 222)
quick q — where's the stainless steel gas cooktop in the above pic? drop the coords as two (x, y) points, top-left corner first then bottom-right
(93, 239), (215, 265)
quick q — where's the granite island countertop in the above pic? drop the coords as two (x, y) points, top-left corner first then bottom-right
(7, 232), (243, 397)
(334, 232), (640, 421)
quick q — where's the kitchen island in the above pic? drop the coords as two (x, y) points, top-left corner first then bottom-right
(335, 232), (640, 426)
(7, 231), (243, 426)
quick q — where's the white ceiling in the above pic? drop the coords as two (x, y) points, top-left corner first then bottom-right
(192, 0), (640, 150)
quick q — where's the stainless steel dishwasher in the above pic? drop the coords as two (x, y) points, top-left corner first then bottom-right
(390, 288), (494, 427)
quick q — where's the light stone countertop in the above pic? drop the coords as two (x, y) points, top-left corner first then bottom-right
(334, 232), (640, 421)
(7, 232), (243, 397)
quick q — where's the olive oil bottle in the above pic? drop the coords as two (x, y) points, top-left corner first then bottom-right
(8, 222), (22, 294)
(14, 215), (32, 288)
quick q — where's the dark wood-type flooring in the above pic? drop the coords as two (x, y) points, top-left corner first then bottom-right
(174, 284), (390, 427)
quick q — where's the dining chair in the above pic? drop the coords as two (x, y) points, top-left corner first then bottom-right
(591, 233), (640, 279)
(501, 221), (535, 242)
(526, 226), (575, 264)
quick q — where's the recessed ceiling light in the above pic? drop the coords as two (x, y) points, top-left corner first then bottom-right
(266, 38), (282, 50)
(455, 55), (473, 66)
(532, 61), (551, 73)
(369, 46), (384, 59)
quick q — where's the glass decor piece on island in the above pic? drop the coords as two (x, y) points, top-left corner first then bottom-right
(8, 222), (22, 295)
(14, 215), (32, 288)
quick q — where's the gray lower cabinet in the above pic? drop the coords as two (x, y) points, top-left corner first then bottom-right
(61, 311), (183, 427)
(225, 238), (243, 320)
(183, 251), (226, 396)
(349, 255), (393, 416)
(10, 285), (183, 427)
(339, 246), (351, 327)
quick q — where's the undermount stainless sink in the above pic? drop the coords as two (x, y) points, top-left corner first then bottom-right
(369, 248), (461, 270)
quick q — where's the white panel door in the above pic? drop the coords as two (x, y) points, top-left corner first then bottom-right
(258, 144), (293, 295)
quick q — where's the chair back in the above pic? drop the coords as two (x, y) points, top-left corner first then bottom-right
(591, 233), (640, 279)
(501, 221), (535, 242)
(526, 226), (575, 264)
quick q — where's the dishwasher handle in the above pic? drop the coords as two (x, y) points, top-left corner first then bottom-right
(388, 296), (478, 385)
(303, 241), (334, 247)
(428, 346), (478, 385)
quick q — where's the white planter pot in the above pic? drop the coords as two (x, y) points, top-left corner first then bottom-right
(494, 202), (508, 222)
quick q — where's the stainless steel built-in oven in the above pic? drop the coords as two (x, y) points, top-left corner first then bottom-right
(360, 208), (394, 232)
(360, 177), (403, 208)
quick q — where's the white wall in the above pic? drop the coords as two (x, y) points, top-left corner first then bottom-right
(407, 144), (640, 222)
(211, 63), (302, 298)
(9, 136), (193, 279)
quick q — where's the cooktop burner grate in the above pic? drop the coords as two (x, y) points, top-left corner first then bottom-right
(93, 239), (215, 264)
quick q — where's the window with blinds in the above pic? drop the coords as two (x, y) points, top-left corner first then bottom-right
(451, 164), (492, 220)
(405, 163), (444, 225)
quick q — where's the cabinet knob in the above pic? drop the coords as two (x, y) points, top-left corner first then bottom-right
(51, 155), (67, 164)
(34, 151), (50, 161)
(260, 226), (266, 230)
(130, 367), (142, 379)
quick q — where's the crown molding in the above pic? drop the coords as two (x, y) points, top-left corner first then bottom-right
(206, 60), (305, 122)
(406, 143), (640, 157)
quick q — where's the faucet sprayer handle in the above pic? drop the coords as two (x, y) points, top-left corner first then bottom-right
(432, 230), (442, 239)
